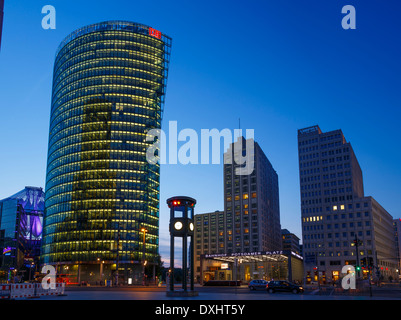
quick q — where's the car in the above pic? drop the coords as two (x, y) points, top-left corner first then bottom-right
(248, 279), (269, 290)
(266, 280), (304, 294)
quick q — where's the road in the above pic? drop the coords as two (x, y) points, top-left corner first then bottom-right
(5, 284), (397, 320)
(32, 284), (401, 300)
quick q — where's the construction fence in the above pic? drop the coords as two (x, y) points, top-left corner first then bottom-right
(0, 283), (66, 299)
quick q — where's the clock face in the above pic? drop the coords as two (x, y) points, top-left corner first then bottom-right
(189, 222), (194, 231)
(174, 221), (183, 231)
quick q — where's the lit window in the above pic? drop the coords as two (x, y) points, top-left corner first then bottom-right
(333, 206), (338, 211)
(340, 205), (345, 210)
(243, 193), (249, 199)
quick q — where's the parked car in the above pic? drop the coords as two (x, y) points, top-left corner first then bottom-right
(266, 280), (304, 294)
(248, 279), (268, 290)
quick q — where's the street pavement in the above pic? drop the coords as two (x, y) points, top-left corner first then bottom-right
(30, 284), (401, 300)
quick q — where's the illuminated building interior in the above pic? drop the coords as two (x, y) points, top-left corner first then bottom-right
(200, 251), (304, 284)
(41, 21), (171, 284)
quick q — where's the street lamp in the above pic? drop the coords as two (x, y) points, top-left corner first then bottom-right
(141, 227), (148, 286)
(97, 258), (104, 285)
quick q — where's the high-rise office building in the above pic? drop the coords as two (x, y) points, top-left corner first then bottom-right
(194, 210), (225, 281)
(193, 138), (297, 284)
(223, 137), (281, 253)
(0, 0), (4, 50)
(281, 229), (301, 255)
(41, 21), (172, 284)
(0, 187), (45, 281)
(298, 125), (397, 283)
(393, 219), (401, 280)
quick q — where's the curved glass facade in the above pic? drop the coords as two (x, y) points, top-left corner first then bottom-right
(41, 21), (171, 283)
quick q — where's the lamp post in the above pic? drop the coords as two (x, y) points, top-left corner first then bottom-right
(141, 227), (148, 286)
(353, 235), (362, 278)
(115, 225), (120, 286)
(97, 258), (104, 285)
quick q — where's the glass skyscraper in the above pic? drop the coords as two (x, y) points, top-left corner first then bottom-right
(42, 21), (172, 284)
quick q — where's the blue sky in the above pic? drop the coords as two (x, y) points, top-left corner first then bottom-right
(1, 0), (401, 264)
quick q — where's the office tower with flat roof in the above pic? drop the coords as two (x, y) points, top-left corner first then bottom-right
(223, 137), (282, 253)
(281, 229), (301, 255)
(41, 21), (172, 284)
(194, 210), (225, 282)
(0, 187), (45, 281)
(393, 219), (401, 280)
(298, 125), (397, 283)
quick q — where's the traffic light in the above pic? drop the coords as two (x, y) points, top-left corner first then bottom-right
(355, 265), (361, 272)
(360, 257), (366, 268)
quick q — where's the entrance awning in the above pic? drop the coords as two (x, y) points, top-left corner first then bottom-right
(201, 250), (303, 263)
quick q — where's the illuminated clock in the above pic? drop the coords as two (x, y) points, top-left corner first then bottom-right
(174, 221), (183, 231)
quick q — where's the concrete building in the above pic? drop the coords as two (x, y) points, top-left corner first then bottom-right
(193, 137), (299, 284)
(194, 210), (226, 282)
(393, 218), (401, 280)
(0, 0), (4, 50)
(298, 125), (398, 283)
(282, 229), (301, 255)
(223, 137), (281, 253)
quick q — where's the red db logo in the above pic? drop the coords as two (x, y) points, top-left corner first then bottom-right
(149, 27), (162, 39)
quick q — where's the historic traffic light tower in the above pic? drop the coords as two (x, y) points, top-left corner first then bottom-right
(166, 196), (198, 297)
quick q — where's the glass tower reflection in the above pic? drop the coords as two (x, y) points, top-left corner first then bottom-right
(41, 21), (172, 284)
